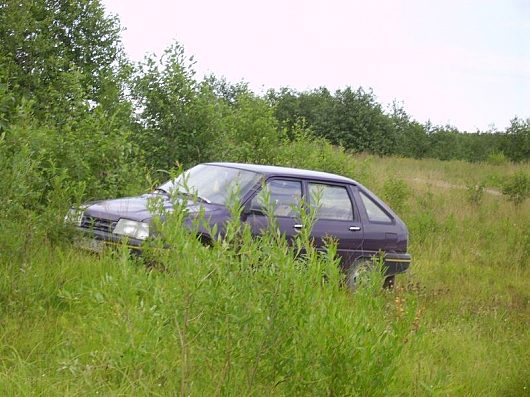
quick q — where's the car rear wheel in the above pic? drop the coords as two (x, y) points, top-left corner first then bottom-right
(346, 259), (397, 291)
(345, 259), (372, 291)
(383, 275), (395, 289)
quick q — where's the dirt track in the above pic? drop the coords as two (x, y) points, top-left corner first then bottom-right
(406, 177), (502, 196)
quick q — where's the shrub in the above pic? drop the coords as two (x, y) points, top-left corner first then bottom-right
(502, 172), (530, 205)
(486, 151), (508, 166)
(466, 183), (485, 206)
(0, 99), (147, 251)
(123, 197), (419, 395)
(214, 92), (282, 165)
(273, 124), (371, 183)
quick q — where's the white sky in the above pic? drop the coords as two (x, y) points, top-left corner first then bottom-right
(102, 0), (530, 132)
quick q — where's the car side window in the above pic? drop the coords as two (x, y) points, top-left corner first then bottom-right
(250, 179), (302, 217)
(308, 183), (354, 221)
(359, 191), (392, 223)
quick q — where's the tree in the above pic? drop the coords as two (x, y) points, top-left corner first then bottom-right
(390, 103), (429, 158)
(0, 0), (124, 122)
(326, 87), (395, 155)
(215, 91), (282, 164)
(0, 0), (144, 206)
(131, 42), (219, 169)
(503, 118), (530, 162)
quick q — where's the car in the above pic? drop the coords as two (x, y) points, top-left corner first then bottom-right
(65, 162), (411, 288)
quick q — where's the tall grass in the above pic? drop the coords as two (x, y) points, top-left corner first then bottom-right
(0, 148), (528, 395)
(0, 195), (417, 396)
(369, 157), (530, 397)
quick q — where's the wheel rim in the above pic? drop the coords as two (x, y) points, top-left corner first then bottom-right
(346, 259), (371, 291)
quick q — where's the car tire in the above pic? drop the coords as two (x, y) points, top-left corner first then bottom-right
(383, 275), (395, 290)
(345, 258), (372, 292)
(197, 234), (213, 247)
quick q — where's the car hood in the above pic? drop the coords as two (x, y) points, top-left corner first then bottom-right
(83, 194), (219, 222)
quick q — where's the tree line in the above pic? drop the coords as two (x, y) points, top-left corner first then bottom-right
(267, 87), (529, 163)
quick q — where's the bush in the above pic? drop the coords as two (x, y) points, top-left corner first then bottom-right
(486, 151), (508, 166)
(214, 92), (282, 165)
(131, 43), (220, 169)
(273, 124), (371, 183)
(466, 183), (485, 206)
(502, 172), (530, 205)
(0, 99), (147, 251)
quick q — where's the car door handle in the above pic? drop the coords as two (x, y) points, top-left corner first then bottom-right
(349, 226), (361, 232)
(293, 224), (304, 229)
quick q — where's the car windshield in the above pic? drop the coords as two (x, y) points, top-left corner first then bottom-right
(158, 164), (262, 205)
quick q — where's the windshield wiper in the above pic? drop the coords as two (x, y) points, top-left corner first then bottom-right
(175, 190), (211, 204)
(153, 188), (170, 196)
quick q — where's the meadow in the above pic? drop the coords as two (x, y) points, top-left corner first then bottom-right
(1, 2), (529, 394)
(1, 154), (528, 396)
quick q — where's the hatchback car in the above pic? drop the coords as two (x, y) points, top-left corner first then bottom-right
(65, 162), (411, 287)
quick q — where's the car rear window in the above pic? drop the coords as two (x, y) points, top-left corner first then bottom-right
(359, 191), (392, 223)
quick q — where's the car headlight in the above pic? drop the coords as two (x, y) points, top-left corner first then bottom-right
(64, 208), (84, 226)
(113, 219), (150, 240)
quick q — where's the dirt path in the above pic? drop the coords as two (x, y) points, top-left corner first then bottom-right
(406, 177), (502, 196)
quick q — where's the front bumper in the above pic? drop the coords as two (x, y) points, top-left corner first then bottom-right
(74, 227), (144, 252)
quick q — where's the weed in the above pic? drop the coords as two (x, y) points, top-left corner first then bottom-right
(466, 182), (484, 205)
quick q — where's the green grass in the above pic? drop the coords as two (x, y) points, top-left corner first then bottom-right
(1, 156), (529, 396)
(373, 157), (530, 397)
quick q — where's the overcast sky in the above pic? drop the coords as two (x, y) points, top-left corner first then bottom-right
(102, 0), (529, 132)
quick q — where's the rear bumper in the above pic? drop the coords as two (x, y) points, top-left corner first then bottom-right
(384, 252), (411, 276)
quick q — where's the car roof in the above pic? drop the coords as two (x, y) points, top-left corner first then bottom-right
(206, 162), (357, 185)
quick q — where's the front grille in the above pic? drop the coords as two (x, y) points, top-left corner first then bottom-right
(80, 216), (117, 234)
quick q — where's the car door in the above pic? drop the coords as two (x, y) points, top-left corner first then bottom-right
(244, 178), (303, 243)
(306, 181), (364, 269)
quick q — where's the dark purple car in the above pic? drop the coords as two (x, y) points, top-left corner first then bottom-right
(65, 162), (411, 287)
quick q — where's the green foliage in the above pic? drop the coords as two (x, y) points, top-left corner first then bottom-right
(425, 125), (463, 161)
(503, 117), (530, 162)
(272, 123), (371, 183)
(0, 63), (16, 131)
(390, 103), (430, 159)
(0, 95), (145, 254)
(2, 103), (144, 199)
(204, 74), (250, 104)
(333, 87), (396, 155)
(0, 0), (125, 122)
(0, 196), (418, 395)
(269, 87), (525, 163)
(270, 86), (397, 155)
(502, 172), (530, 205)
(382, 178), (411, 214)
(1, 4), (529, 395)
(0, 0), (142, 244)
(130, 42), (220, 170)
(486, 150), (508, 165)
(214, 91), (282, 164)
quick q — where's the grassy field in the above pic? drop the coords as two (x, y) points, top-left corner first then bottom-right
(1, 156), (529, 396)
(369, 157), (530, 396)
